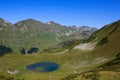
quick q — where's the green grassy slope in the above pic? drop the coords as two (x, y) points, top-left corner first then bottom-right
(0, 18), (17, 52)
(60, 20), (120, 80)
(0, 20), (119, 80)
(0, 18), (97, 54)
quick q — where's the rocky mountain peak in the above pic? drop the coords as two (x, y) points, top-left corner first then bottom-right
(46, 21), (62, 26)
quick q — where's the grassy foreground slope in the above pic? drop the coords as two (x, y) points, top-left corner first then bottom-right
(61, 20), (120, 80)
(0, 20), (120, 80)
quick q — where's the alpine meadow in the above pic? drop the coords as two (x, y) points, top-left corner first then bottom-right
(0, 0), (120, 80)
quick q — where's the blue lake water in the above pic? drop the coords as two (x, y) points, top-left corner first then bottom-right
(26, 62), (59, 72)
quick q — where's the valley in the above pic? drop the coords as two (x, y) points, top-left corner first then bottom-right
(0, 19), (120, 80)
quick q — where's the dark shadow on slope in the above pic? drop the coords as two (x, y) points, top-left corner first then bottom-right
(0, 45), (13, 57)
(96, 53), (120, 71)
(20, 48), (26, 55)
(27, 47), (39, 54)
(98, 36), (108, 46)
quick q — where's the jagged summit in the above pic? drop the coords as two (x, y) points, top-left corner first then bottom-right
(15, 18), (44, 25)
(46, 21), (55, 24)
(18, 18), (43, 23)
(46, 21), (61, 26)
(14, 19), (45, 29)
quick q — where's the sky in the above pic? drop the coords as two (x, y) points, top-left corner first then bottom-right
(0, 0), (120, 28)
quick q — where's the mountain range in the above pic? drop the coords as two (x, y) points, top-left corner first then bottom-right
(0, 18), (120, 80)
(0, 18), (97, 55)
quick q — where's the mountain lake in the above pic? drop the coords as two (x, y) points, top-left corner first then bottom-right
(26, 62), (59, 72)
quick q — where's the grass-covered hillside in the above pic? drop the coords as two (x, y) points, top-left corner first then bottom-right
(0, 18), (97, 55)
(0, 20), (120, 80)
(0, 18), (15, 47)
(61, 20), (120, 80)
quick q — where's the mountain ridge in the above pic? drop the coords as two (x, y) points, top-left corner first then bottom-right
(0, 18), (97, 55)
(0, 19), (120, 80)
(60, 19), (120, 80)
